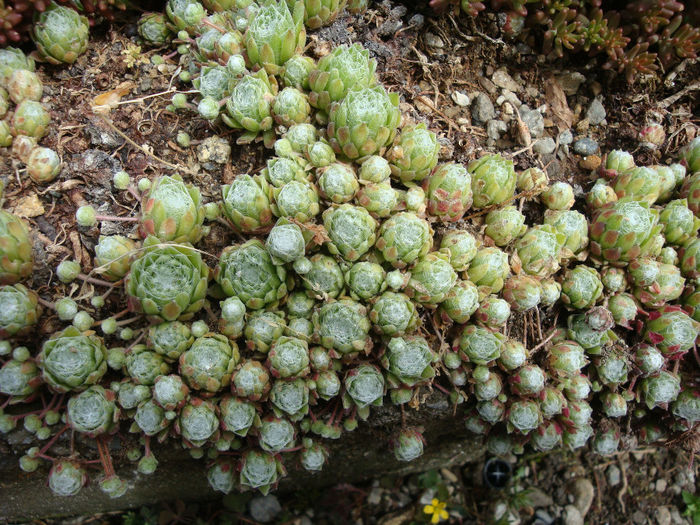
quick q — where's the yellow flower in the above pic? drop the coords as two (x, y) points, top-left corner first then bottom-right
(423, 498), (449, 524)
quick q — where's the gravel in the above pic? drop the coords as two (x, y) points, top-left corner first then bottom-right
(606, 464), (621, 487)
(249, 495), (282, 523)
(533, 137), (556, 155)
(471, 93), (496, 124)
(486, 119), (508, 140)
(573, 137), (599, 156)
(586, 97), (607, 126)
(562, 505), (584, 525)
(519, 106), (545, 138)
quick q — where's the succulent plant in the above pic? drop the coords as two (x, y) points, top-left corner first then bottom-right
(152, 374), (189, 412)
(239, 450), (284, 495)
(316, 162), (359, 203)
(194, 65), (237, 101)
(267, 336), (310, 378)
(177, 398), (219, 447)
(586, 179), (618, 210)
(37, 326), (107, 393)
(589, 198), (662, 266)
(423, 162), (473, 222)
(126, 236), (209, 321)
(468, 154), (516, 209)
(404, 252), (457, 306)
(314, 299), (370, 355)
(509, 365), (546, 396)
(560, 265), (603, 310)
(283, 54), (315, 90)
(355, 182), (398, 219)
(32, 3), (89, 64)
(644, 306), (699, 356)
(258, 415), (296, 452)
(600, 267), (626, 293)
(613, 166), (662, 204)
(231, 360), (271, 400)
(179, 334), (239, 393)
(659, 199), (700, 246)
(671, 389), (700, 425)
(383, 336), (436, 388)
(300, 0), (347, 28)
(358, 155), (391, 184)
(376, 212), (433, 268)
(327, 85), (401, 160)
(439, 279), (479, 324)
(138, 12), (173, 45)
(125, 346), (170, 386)
(484, 206), (526, 247)
(679, 238), (700, 282)
(245, 0), (305, 74)
(0, 283), (40, 337)
(11, 100), (50, 138)
(458, 325), (505, 365)
(148, 322), (193, 361)
(474, 294), (511, 328)
(133, 398), (169, 436)
(48, 460), (87, 497)
(517, 167), (548, 195)
(502, 274), (541, 311)
(633, 262), (685, 308)
(538, 387), (566, 419)
(263, 157), (307, 188)
(388, 123), (440, 183)
(273, 180), (321, 221)
(541, 181), (574, 210)
(219, 395), (257, 436)
(467, 247), (510, 296)
(540, 278), (561, 306)
(679, 172), (700, 217)
(640, 371), (681, 409)
(507, 400), (542, 434)
(222, 70), (276, 146)
(269, 378), (309, 420)
(0, 48), (35, 87)
(543, 210), (589, 259)
(301, 440), (329, 471)
(67, 386), (118, 437)
(308, 43), (377, 116)
(439, 230), (478, 271)
(530, 421), (563, 452)
(514, 225), (565, 277)
(27, 145), (61, 183)
(301, 253), (344, 299)
(140, 175), (205, 244)
(343, 364), (385, 417)
(367, 291), (418, 336)
(0, 358), (41, 403)
(323, 204), (377, 261)
(345, 262), (386, 301)
(265, 221), (306, 264)
(244, 311), (286, 353)
(393, 428), (425, 462)
(215, 239), (287, 309)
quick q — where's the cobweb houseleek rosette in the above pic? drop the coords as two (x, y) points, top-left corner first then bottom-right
(125, 236), (209, 321)
(140, 174), (205, 244)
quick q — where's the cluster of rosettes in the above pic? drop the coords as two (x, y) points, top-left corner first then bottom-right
(0, 0), (698, 501)
(0, 46), (63, 183)
(430, 0), (700, 83)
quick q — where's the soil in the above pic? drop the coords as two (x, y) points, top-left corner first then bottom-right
(0, 0), (699, 523)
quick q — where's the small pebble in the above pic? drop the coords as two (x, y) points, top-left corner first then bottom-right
(424, 33), (444, 49)
(486, 119), (508, 140)
(451, 91), (470, 107)
(570, 478), (594, 518)
(491, 68), (520, 92)
(533, 509), (554, 525)
(533, 137), (556, 155)
(655, 478), (667, 492)
(249, 496), (282, 523)
(558, 129), (573, 145)
(586, 97), (606, 126)
(606, 465), (621, 487)
(562, 505), (583, 525)
(471, 93), (496, 123)
(579, 154), (601, 171)
(573, 137), (599, 156)
(519, 106), (545, 138)
(408, 14), (425, 28)
(654, 506), (671, 525)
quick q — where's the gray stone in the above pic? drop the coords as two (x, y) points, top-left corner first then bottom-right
(471, 93), (495, 124)
(533, 509), (554, 525)
(486, 119), (508, 140)
(570, 478), (594, 517)
(197, 136), (231, 165)
(562, 505), (583, 525)
(378, 19), (403, 37)
(367, 486), (382, 505)
(632, 510), (647, 524)
(559, 129), (573, 145)
(492, 68), (520, 92)
(557, 72), (586, 95)
(669, 506), (688, 524)
(451, 91), (470, 107)
(527, 487), (554, 508)
(655, 506), (672, 525)
(501, 90), (521, 108)
(519, 107), (544, 138)
(249, 495), (282, 523)
(586, 98), (607, 126)
(424, 33), (444, 49)
(573, 137), (599, 156)
(656, 478), (668, 492)
(606, 464), (621, 487)
(533, 137), (556, 155)
(408, 14), (425, 28)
